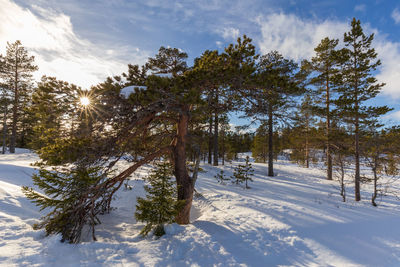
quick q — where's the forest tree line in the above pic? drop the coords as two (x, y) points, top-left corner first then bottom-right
(1, 18), (399, 242)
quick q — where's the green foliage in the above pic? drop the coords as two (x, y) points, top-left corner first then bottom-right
(1, 40), (38, 152)
(22, 166), (108, 243)
(338, 18), (391, 126)
(29, 77), (77, 151)
(231, 156), (254, 188)
(135, 161), (185, 237)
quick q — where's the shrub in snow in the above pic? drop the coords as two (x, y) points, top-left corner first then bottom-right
(135, 161), (185, 237)
(214, 169), (230, 184)
(231, 156), (254, 189)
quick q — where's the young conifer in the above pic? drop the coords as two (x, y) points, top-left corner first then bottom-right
(214, 169), (230, 184)
(232, 156), (254, 188)
(135, 161), (185, 237)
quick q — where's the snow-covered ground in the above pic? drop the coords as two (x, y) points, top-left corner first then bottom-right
(1, 150), (400, 266)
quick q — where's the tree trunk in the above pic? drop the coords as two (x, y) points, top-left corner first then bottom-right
(10, 62), (18, 153)
(2, 103), (7, 154)
(326, 76), (333, 180)
(221, 129), (225, 165)
(354, 88), (361, 201)
(305, 114), (309, 168)
(371, 159), (378, 207)
(213, 109), (219, 166)
(173, 105), (194, 224)
(208, 115), (213, 164)
(339, 155), (346, 202)
(268, 105), (274, 177)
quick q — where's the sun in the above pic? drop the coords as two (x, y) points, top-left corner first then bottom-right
(80, 96), (91, 107)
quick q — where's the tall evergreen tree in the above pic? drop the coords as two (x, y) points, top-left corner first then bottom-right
(303, 37), (341, 179)
(338, 18), (391, 201)
(2, 41), (37, 153)
(0, 54), (10, 153)
(247, 51), (302, 176)
(29, 76), (77, 152)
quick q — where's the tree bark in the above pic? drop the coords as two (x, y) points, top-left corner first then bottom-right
(221, 129), (225, 165)
(213, 110), (219, 166)
(305, 124), (309, 168)
(372, 159), (377, 207)
(208, 115), (213, 164)
(173, 105), (193, 224)
(326, 75), (333, 180)
(10, 56), (18, 153)
(2, 103), (7, 154)
(355, 86), (361, 201)
(268, 104), (274, 177)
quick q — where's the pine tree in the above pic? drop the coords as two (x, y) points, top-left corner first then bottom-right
(247, 51), (303, 176)
(303, 37), (341, 179)
(29, 76), (77, 151)
(2, 41), (38, 153)
(0, 53), (10, 153)
(135, 161), (185, 237)
(338, 18), (391, 201)
(22, 165), (108, 243)
(232, 156), (254, 188)
(214, 169), (230, 184)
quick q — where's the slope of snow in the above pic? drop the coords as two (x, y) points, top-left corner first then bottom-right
(1, 150), (400, 266)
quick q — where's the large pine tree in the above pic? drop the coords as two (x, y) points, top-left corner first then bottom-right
(248, 51), (302, 176)
(339, 18), (391, 201)
(2, 41), (37, 153)
(303, 37), (341, 180)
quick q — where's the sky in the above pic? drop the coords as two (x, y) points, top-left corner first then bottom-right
(1, 0), (400, 126)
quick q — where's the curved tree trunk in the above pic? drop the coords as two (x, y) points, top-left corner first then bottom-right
(173, 105), (194, 224)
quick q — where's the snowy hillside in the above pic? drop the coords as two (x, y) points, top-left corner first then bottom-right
(1, 150), (400, 266)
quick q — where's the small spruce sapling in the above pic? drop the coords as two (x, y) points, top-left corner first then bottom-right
(232, 156), (254, 188)
(135, 161), (185, 237)
(214, 169), (230, 184)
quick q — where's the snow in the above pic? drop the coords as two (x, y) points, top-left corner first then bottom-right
(1, 150), (400, 266)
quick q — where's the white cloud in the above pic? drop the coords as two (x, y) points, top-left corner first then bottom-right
(354, 4), (366, 12)
(382, 110), (400, 125)
(256, 13), (400, 99)
(392, 8), (400, 24)
(218, 27), (240, 41)
(256, 13), (347, 61)
(0, 0), (149, 88)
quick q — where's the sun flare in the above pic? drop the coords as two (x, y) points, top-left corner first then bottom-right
(80, 96), (90, 107)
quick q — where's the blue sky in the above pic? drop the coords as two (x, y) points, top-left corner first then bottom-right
(1, 0), (400, 126)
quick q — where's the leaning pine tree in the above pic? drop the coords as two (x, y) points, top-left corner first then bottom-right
(135, 161), (185, 237)
(338, 18), (391, 201)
